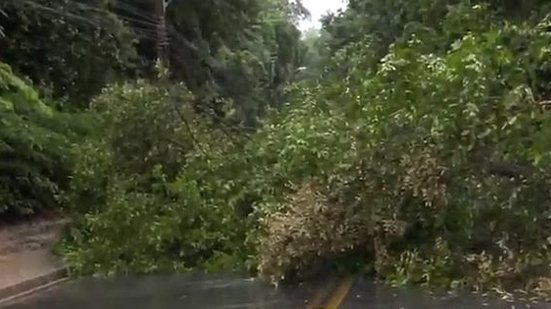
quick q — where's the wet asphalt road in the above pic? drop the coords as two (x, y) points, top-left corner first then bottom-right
(2, 274), (550, 308)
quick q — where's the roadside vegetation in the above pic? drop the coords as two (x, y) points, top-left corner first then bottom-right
(2, 0), (551, 298)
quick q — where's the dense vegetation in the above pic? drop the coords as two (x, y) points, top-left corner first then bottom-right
(0, 63), (90, 216)
(3, 0), (551, 299)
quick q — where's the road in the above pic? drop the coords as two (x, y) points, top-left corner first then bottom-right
(1, 274), (549, 308)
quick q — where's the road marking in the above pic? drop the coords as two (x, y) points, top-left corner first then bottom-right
(305, 279), (336, 309)
(0, 278), (68, 307)
(324, 277), (353, 309)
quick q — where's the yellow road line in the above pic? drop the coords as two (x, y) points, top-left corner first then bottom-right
(323, 277), (354, 309)
(305, 279), (336, 309)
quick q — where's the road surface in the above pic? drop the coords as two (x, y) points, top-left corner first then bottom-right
(1, 274), (549, 308)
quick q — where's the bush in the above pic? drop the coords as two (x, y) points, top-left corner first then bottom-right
(0, 62), (89, 216)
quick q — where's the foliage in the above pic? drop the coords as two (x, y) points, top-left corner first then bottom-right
(59, 0), (308, 274)
(104, 0), (306, 126)
(318, 0), (551, 80)
(161, 0), (303, 126)
(254, 5), (551, 295)
(0, 62), (90, 215)
(257, 182), (371, 283)
(0, 0), (138, 107)
(62, 80), (251, 275)
(0, 0), (305, 122)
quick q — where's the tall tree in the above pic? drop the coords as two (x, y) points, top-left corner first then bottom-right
(110, 0), (306, 127)
(0, 0), (138, 107)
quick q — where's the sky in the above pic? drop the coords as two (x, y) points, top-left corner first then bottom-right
(298, 0), (347, 31)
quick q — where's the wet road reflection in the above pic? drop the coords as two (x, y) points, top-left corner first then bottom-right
(2, 274), (550, 308)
